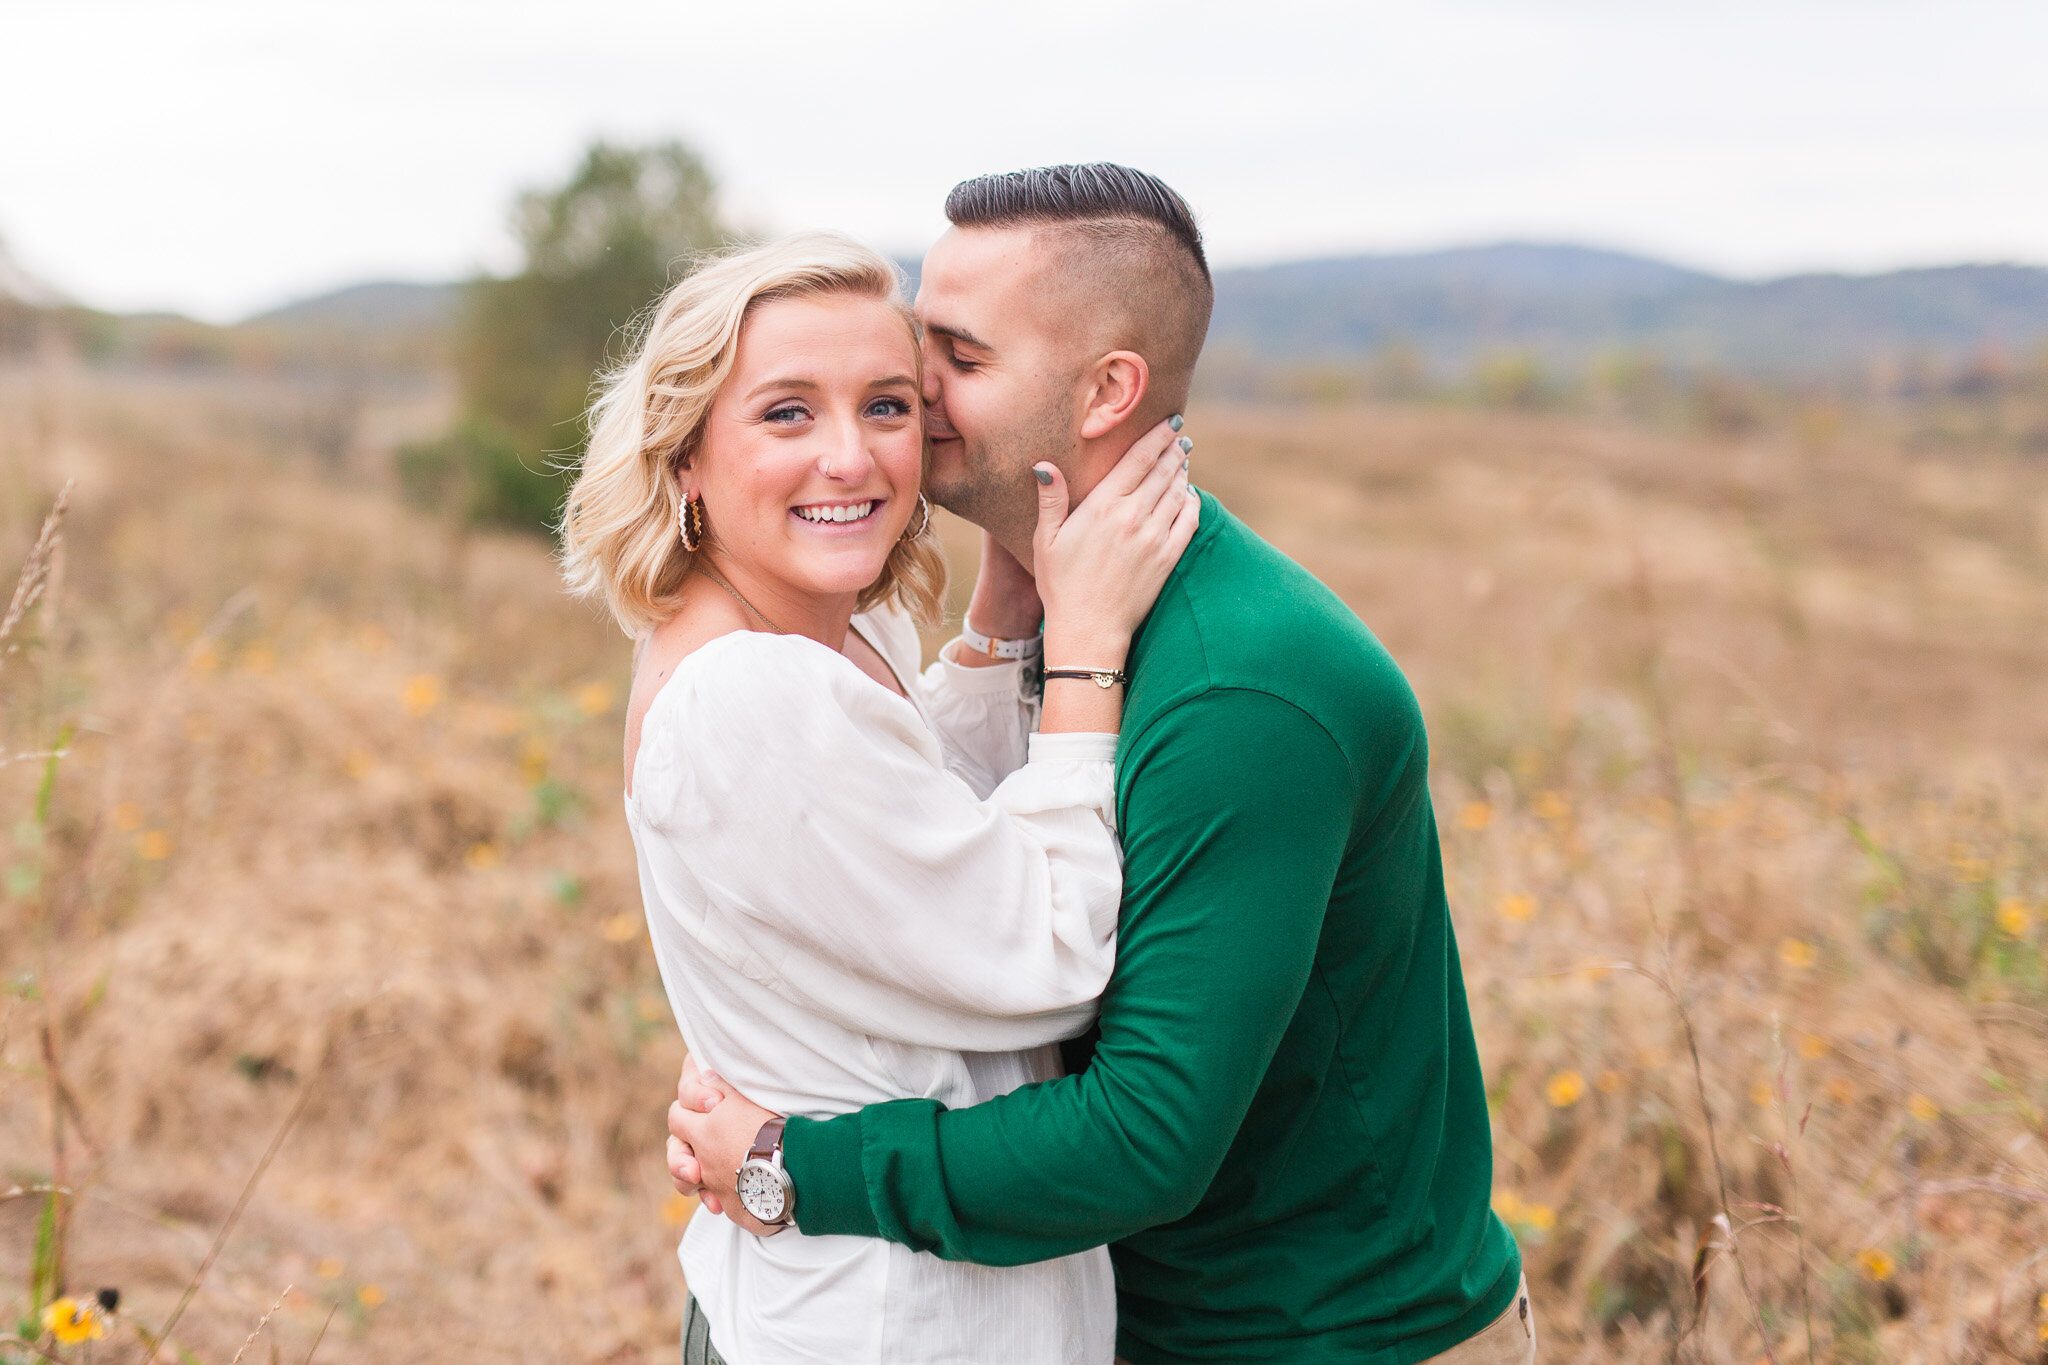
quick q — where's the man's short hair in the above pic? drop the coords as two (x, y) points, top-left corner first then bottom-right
(944, 163), (1213, 400)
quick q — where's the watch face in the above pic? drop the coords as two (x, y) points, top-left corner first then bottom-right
(737, 1161), (787, 1223)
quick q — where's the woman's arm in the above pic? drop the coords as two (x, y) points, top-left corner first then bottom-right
(638, 637), (1121, 1053)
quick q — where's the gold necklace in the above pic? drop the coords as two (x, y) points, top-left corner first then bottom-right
(694, 564), (786, 635)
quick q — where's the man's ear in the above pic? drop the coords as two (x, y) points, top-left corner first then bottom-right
(1077, 350), (1150, 440)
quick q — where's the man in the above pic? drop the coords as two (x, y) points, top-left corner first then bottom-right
(669, 164), (1531, 1364)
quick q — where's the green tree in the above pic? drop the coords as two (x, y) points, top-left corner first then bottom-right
(402, 140), (729, 532)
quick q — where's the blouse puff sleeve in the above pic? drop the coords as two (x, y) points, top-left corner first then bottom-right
(853, 606), (1039, 801)
(632, 629), (1121, 1055)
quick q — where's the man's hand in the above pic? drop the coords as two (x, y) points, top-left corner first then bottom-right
(666, 1055), (784, 1236)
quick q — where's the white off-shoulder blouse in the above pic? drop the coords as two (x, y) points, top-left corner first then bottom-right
(625, 604), (1120, 1365)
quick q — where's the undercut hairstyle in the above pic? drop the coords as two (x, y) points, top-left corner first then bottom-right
(945, 164), (1213, 405)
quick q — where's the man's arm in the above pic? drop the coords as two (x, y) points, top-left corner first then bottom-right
(677, 688), (1370, 1262)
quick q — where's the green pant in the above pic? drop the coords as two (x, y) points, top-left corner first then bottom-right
(681, 1295), (728, 1365)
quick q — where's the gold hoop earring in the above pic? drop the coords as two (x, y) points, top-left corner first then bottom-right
(902, 492), (931, 542)
(678, 493), (704, 552)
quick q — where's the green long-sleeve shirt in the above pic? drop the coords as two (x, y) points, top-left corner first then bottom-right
(786, 492), (1520, 1363)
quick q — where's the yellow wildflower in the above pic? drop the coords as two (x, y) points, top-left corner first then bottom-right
(1825, 1076), (1857, 1105)
(1777, 938), (1817, 970)
(463, 842), (503, 872)
(1532, 790), (1570, 822)
(1751, 1078), (1775, 1107)
(112, 801), (145, 832)
(1797, 1033), (1828, 1060)
(662, 1191), (697, 1226)
(1458, 801), (1494, 831)
(189, 644), (220, 675)
(521, 736), (550, 787)
(402, 674), (445, 717)
(601, 913), (643, 943)
(1544, 1070), (1586, 1108)
(42, 1297), (107, 1344)
(1499, 893), (1538, 923)
(1997, 898), (2031, 937)
(1596, 1070), (1622, 1094)
(575, 681), (616, 718)
(136, 829), (174, 861)
(316, 1258), (343, 1279)
(357, 1283), (386, 1308)
(1907, 1093), (1940, 1122)
(1855, 1248), (1895, 1282)
(1489, 1191), (1554, 1233)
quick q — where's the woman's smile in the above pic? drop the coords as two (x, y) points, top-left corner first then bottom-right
(790, 497), (884, 530)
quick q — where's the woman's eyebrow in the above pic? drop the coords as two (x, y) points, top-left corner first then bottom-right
(742, 375), (820, 400)
(868, 373), (917, 390)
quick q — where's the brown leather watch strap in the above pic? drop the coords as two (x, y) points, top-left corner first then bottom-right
(747, 1116), (788, 1162)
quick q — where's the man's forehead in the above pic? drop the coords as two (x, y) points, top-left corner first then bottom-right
(916, 226), (1050, 335)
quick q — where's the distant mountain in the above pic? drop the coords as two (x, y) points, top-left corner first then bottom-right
(26, 244), (2046, 382)
(1204, 243), (2048, 375)
(246, 280), (460, 333)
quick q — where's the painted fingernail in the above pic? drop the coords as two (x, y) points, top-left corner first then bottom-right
(1181, 458), (1189, 471)
(1169, 413), (1184, 432)
(1178, 436), (1193, 453)
(1033, 466), (1053, 485)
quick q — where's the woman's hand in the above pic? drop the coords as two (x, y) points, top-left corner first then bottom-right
(1033, 415), (1199, 671)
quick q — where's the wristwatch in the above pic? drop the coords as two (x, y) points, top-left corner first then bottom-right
(735, 1117), (797, 1227)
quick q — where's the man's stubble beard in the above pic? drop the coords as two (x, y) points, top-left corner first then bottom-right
(927, 388), (1075, 565)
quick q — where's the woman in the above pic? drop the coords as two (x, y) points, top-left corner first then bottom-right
(558, 233), (1197, 1365)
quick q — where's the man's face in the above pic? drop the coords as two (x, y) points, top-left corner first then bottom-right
(914, 226), (1082, 550)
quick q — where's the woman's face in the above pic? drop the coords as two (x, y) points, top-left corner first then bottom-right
(689, 292), (923, 605)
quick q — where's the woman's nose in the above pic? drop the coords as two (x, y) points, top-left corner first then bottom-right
(819, 420), (874, 481)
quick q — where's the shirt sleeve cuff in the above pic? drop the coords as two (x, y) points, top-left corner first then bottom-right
(1027, 731), (1119, 765)
(931, 638), (1028, 695)
(783, 1112), (882, 1239)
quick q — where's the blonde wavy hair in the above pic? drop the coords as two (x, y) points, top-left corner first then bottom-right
(559, 233), (946, 636)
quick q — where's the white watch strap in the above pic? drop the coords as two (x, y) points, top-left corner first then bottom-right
(959, 622), (1044, 661)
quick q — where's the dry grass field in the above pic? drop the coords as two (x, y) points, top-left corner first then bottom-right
(2, 359), (2046, 1362)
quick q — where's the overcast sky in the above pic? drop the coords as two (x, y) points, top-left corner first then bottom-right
(5, 0), (2044, 321)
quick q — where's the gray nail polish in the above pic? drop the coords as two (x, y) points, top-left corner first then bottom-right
(1178, 436), (1193, 453)
(1181, 458), (1190, 471)
(1169, 413), (1184, 432)
(1033, 467), (1053, 485)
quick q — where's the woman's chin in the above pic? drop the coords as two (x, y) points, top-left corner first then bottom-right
(785, 550), (897, 601)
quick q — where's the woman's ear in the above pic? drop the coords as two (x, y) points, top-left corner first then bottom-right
(1077, 350), (1150, 440)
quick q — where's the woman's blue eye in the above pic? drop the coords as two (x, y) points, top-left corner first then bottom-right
(765, 404), (807, 423)
(866, 397), (913, 418)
